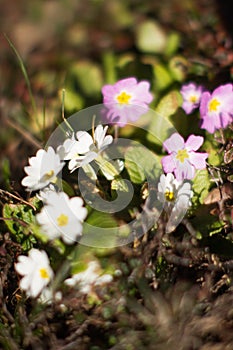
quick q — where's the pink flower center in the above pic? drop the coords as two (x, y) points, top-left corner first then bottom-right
(176, 149), (189, 163)
(116, 91), (132, 105)
(57, 213), (69, 226)
(208, 98), (220, 112)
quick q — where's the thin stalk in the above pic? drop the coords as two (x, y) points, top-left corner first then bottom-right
(4, 34), (40, 131)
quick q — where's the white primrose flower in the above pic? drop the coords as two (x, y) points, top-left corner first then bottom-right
(15, 249), (53, 298)
(22, 147), (65, 191)
(157, 173), (193, 233)
(36, 191), (87, 244)
(65, 261), (113, 294)
(63, 124), (113, 172)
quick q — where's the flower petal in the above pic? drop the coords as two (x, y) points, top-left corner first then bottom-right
(163, 133), (185, 153)
(185, 135), (204, 151)
(161, 155), (176, 174)
(174, 160), (195, 180)
(189, 152), (208, 169)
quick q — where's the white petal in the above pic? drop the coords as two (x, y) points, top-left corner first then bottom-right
(76, 131), (93, 152)
(20, 275), (31, 291)
(94, 125), (106, 148)
(100, 135), (113, 150)
(30, 275), (45, 298)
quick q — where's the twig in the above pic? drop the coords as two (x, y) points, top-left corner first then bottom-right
(182, 218), (198, 243)
(4, 118), (41, 149)
(0, 189), (36, 210)
(0, 217), (29, 227)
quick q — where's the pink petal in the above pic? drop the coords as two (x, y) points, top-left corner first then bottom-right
(200, 116), (216, 133)
(114, 77), (137, 90)
(185, 135), (204, 151)
(212, 83), (233, 99)
(174, 161), (195, 180)
(189, 152), (208, 169)
(161, 154), (176, 173)
(182, 101), (196, 114)
(200, 91), (211, 118)
(133, 81), (153, 104)
(219, 112), (233, 128)
(163, 133), (184, 153)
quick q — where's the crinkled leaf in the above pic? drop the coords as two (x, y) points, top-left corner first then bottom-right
(192, 169), (211, 204)
(3, 203), (36, 234)
(3, 203), (37, 249)
(203, 139), (222, 166)
(125, 145), (161, 184)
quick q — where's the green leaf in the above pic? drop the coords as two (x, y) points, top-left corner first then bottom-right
(192, 169), (211, 204)
(203, 138), (222, 166)
(153, 63), (173, 91)
(71, 61), (103, 97)
(147, 90), (181, 146)
(168, 56), (188, 82)
(136, 20), (167, 54)
(164, 32), (180, 57)
(156, 90), (182, 118)
(81, 210), (119, 248)
(84, 210), (118, 229)
(111, 177), (129, 192)
(61, 179), (76, 197)
(95, 156), (124, 180)
(125, 144), (161, 184)
(3, 203), (37, 249)
(3, 203), (35, 235)
(61, 87), (84, 112)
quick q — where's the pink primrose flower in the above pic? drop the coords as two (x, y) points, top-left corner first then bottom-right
(101, 77), (153, 127)
(200, 83), (233, 133)
(161, 133), (208, 181)
(180, 82), (204, 114)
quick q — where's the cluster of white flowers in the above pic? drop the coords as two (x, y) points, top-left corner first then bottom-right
(16, 123), (115, 298)
(21, 124), (114, 246)
(63, 124), (113, 172)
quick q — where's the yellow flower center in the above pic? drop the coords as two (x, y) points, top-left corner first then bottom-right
(208, 98), (220, 112)
(189, 95), (197, 103)
(165, 190), (175, 202)
(176, 149), (189, 163)
(116, 91), (132, 105)
(44, 170), (54, 180)
(57, 213), (69, 226)
(39, 268), (49, 279)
